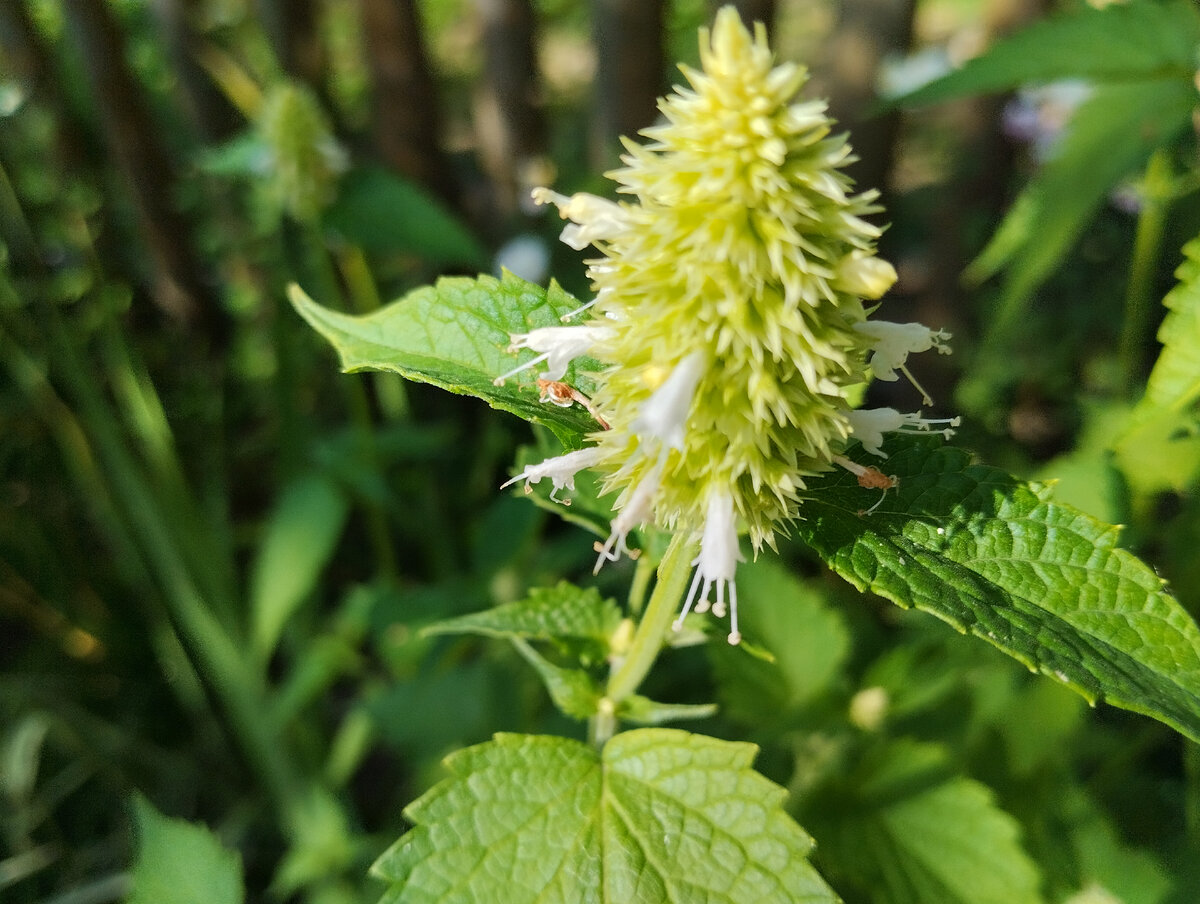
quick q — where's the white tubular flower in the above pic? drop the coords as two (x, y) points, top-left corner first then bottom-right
(835, 251), (898, 300)
(493, 325), (614, 386)
(847, 407), (961, 458)
(501, 447), (603, 502)
(631, 351), (706, 451)
(854, 320), (952, 404)
(531, 188), (633, 251)
(674, 491), (745, 644)
(594, 463), (662, 573)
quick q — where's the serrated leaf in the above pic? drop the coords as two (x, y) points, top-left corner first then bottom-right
(250, 473), (349, 658)
(797, 438), (1200, 742)
(1114, 234), (1200, 493)
(709, 558), (850, 724)
(372, 729), (838, 904)
(970, 79), (1196, 335)
(893, 0), (1200, 107)
(801, 740), (1041, 904)
(423, 582), (622, 646)
(290, 274), (601, 446)
(323, 166), (488, 267)
(126, 795), (244, 904)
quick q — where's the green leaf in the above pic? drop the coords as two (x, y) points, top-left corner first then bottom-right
(1114, 234), (1200, 494)
(289, 273), (602, 446)
(709, 558), (851, 724)
(126, 795), (243, 904)
(801, 739), (1041, 904)
(618, 695), (719, 725)
(323, 165), (489, 267)
(797, 438), (1200, 742)
(250, 473), (349, 658)
(511, 638), (602, 719)
(372, 729), (838, 904)
(892, 0), (1200, 107)
(970, 79), (1196, 335)
(423, 582), (622, 646)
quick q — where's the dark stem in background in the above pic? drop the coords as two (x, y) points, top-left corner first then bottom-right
(712, 0), (777, 31)
(153, 0), (243, 143)
(359, 0), (459, 207)
(590, 0), (666, 169)
(810, 0), (915, 199)
(256, 0), (328, 98)
(474, 0), (547, 220)
(60, 2), (224, 337)
(891, 0), (1054, 416)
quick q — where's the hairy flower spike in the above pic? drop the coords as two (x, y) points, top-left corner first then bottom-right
(501, 7), (957, 643)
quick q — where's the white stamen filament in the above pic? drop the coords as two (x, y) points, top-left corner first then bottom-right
(593, 464), (662, 573)
(673, 491), (744, 644)
(846, 407), (961, 458)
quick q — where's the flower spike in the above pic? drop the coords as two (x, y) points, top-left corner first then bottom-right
(496, 6), (958, 637)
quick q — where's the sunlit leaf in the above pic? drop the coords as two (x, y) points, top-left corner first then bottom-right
(1114, 234), (1200, 494)
(290, 274), (601, 447)
(372, 729), (838, 904)
(798, 438), (1200, 742)
(423, 582), (621, 646)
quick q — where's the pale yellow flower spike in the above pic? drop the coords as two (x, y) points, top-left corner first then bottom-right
(501, 6), (957, 644)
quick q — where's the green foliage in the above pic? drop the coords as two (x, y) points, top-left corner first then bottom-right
(424, 581), (622, 647)
(709, 558), (851, 723)
(798, 439), (1200, 742)
(893, 0), (1200, 107)
(372, 729), (838, 904)
(126, 796), (243, 904)
(1114, 234), (1200, 493)
(801, 740), (1042, 904)
(323, 167), (489, 267)
(289, 274), (600, 446)
(8, 2), (1200, 903)
(967, 79), (1196, 334)
(250, 473), (350, 658)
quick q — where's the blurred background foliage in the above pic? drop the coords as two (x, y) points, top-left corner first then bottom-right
(1, 0), (1198, 902)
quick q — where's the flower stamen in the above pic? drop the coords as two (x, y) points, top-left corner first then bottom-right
(846, 408), (961, 458)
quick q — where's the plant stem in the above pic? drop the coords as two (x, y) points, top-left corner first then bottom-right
(593, 532), (696, 746)
(1120, 150), (1172, 398)
(295, 223), (399, 579)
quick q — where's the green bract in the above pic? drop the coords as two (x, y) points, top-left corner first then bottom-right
(501, 8), (954, 642)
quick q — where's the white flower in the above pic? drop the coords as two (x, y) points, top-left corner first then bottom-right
(493, 325), (614, 386)
(846, 407), (961, 458)
(531, 188), (632, 251)
(854, 321), (952, 404)
(593, 462), (662, 573)
(501, 447), (603, 502)
(674, 491), (745, 644)
(631, 351), (706, 451)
